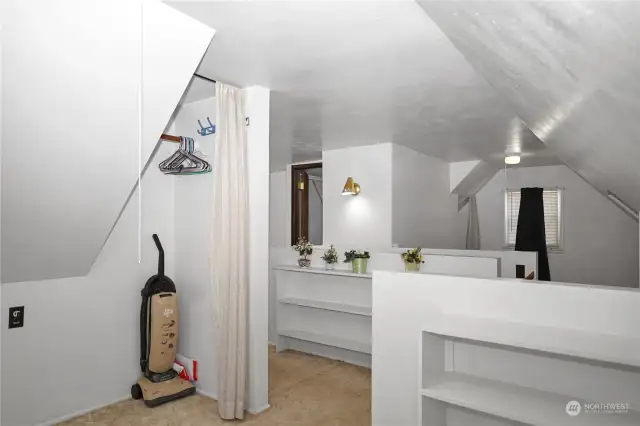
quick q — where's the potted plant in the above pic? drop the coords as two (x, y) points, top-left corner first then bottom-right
(321, 245), (339, 270)
(293, 237), (313, 268)
(344, 250), (371, 274)
(401, 247), (424, 272)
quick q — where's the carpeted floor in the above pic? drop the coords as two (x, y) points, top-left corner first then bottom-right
(58, 347), (371, 425)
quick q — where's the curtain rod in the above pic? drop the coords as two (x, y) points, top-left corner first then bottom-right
(159, 74), (216, 143)
(194, 73), (216, 84)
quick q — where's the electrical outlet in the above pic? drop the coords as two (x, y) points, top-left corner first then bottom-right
(9, 306), (24, 329)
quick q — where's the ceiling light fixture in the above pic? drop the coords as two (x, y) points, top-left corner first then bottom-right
(504, 155), (521, 165)
(342, 177), (360, 196)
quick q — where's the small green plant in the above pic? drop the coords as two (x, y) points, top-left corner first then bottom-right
(401, 247), (424, 264)
(293, 237), (313, 259)
(344, 250), (371, 263)
(321, 245), (339, 264)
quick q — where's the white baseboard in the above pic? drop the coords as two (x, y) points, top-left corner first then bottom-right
(35, 394), (130, 426)
(196, 389), (268, 416)
(195, 388), (218, 401)
(248, 403), (271, 415)
(35, 388), (257, 425)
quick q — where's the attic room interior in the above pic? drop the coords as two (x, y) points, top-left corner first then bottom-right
(1, 1), (640, 426)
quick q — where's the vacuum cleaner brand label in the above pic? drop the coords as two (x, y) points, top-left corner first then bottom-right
(164, 308), (174, 318)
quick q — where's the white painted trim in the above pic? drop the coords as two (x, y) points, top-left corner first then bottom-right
(279, 296), (372, 316)
(195, 388), (219, 401)
(290, 159), (322, 167)
(34, 395), (130, 426)
(31, 388), (219, 425)
(273, 265), (372, 279)
(279, 329), (372, 354)
(195, 389), (269, 416)
(247, 404), (271, 415)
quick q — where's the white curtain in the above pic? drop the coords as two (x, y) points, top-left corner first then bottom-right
(211, 83), (248, 420)
(466, 195), (481, 249)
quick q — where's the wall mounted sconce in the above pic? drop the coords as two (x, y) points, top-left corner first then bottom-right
(342, 177), (360, 196)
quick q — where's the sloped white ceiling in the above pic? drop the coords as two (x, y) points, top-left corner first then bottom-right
(418, 1), (640, 211)
(168, 1), (558, 172)
(1, 0), (214, 283)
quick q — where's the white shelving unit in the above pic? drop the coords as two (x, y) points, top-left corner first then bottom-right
(421, 373), (640, 426)
(274, 265), (373, 366)
(279, 296), (372, 316)
(273, 265), (372, 279)
(426, 314), (640, 368)
(279, 329), (372, 354)
(420, 314), (640, 425)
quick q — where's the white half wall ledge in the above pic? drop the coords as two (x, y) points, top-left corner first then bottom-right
(1, 0), (215, 283)
(372, 271), (640, 426)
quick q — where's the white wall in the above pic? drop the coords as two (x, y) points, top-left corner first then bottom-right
(1, 143), (176, 426)
(269, 171), (288, 248)
(392, 144), (457, 249)
(1, 0), (213, 283)
(0, 21), (4, 422)
(449, 160), (480, 193)
(323, 144), (393, 250)
(468, 165), (639, 287)
(245, 86), (271, 413)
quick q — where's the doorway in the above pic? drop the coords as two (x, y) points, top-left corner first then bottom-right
(291, 163), (323, 245)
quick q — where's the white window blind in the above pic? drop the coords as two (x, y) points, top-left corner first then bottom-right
(505, 189), (562, 248)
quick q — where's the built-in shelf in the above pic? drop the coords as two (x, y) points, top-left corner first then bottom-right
(279, 297), (372, 316)
(273, 265), (372, 279)
(424, 314), (640, 368)
(278, 329), (372, 354)
(421, 372), (640, 426)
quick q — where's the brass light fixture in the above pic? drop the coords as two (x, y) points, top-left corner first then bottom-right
(342, 177), (360, 196)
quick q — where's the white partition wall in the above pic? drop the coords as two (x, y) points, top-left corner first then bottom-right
(372, 272), (640, 426)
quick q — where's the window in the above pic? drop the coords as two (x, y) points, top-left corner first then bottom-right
(505, 188), (562, 249)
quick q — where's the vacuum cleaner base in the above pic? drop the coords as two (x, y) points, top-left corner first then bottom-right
(134, 376), (195, 407)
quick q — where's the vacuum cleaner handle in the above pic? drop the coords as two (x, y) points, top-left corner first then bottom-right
(152, 234), (165, 278)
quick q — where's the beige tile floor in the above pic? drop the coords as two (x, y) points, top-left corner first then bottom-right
(58, 347), (371, 425)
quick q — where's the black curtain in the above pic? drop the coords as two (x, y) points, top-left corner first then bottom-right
(515, 187), (551, 281)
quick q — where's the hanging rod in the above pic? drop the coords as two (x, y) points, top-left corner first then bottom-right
(160, 134), (181, 143)
(194, 73), (216, 84)
(159, 74), (215, 144)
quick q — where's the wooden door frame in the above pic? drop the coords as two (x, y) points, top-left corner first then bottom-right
(291, 162), (322, 246)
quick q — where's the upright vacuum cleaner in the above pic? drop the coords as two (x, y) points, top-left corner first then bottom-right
(131, 234), (195, 407)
